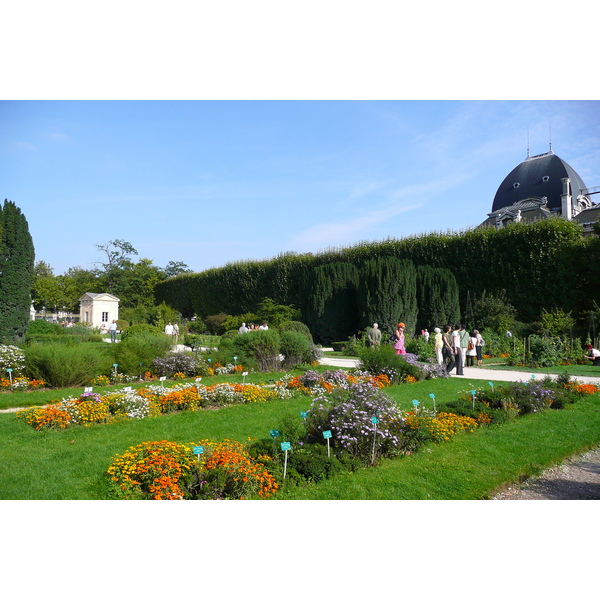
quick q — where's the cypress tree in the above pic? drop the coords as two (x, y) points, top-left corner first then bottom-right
(0, 199), (35, 340)
(302, 262), (360, 344)
(358, 257), (417, 338)
(416, 265), (460, 331)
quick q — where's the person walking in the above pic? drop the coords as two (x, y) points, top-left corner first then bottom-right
(442, 325), (455, 373)
(165, 322), (174, 340)
(109, 320), (118, 343)
(459, 324), (469, 367)
(393, 323), (406, 355)
(238, 322), (249, 334)
(474, 329), (485, 366)
(433, 327), (443, 364)
(368, 323), (382, 346)
(466, 330), (477, 367)
(452, 323), (464, 375)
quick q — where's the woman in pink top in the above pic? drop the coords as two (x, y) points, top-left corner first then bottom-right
(393, 322), (406, 355)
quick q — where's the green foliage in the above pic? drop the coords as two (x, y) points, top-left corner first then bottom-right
(27, 320), (63, 336)
(255, 297), (300, 327)
(416, 266), (461, 331)
(111, 334), (173, 375)
(24, 342), (113, 388)
(232, 329), (281, 371)
(279, 330), (310, 369)
(119, 323), (163, 341)
(534, 308), (576, 337)
(357, 257), (418, 337)
(303, 262), (360, 344)
(355, 343), (422, 383)
(186, 318), (207, 334)
(0, 200), (35, 340)
(204, 313), (231, 335)
(472, 290), (518, 334)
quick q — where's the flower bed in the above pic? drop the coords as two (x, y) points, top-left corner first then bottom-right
(107, 438), (278, 500)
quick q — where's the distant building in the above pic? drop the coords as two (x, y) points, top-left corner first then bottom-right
(79, 293), (120, 331)
(480, 150), (599, 233)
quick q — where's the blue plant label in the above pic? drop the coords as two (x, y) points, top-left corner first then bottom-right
(113, 364), (118, 368)
(281, 442), (291, 451)
(488, 381), (494, 387)
(323, 430), (332, 439)
(531, 374), (536, 379)
(471, 389), (476, 396)
(371, 416), (379, 424)
(429, 393), (435, 399)
(6, 368), (13, 373)
(192, 446), (204, 455)
(233, 356), (238, 360)
(300, 411), (308, 419)
(270, 430), (280, 438)
(412, 400), (420, 406)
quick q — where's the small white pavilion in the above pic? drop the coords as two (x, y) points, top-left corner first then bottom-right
(79, 293), (120, 331)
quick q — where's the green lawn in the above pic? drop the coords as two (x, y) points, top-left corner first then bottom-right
(2, 375), (599, 500)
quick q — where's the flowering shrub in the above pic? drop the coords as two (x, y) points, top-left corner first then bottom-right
(404, 411), (478, 443)
(107, 440), (197, 500)
(282, 369), (390, 395)
(0, 376), (46, 390)
(304, 383), (407, 463)
(90, 375), (110, 386)
(187, 439), (279, 500)
(107, 438), (279, 500)
(17, 404), (72, 430)
(0, 344), (26, 375)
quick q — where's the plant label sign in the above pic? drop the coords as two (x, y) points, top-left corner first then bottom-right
(412, 400), (420, 407)
(84, 387), (93, 393)
(6, 368), (12, 373)
(300, 411), (308, 419)
(123, 386), (132, 392)
(281, 442), (291, 451)
(371, 416), (379, 425)
(192, 446), (204, 454)
(195, 377), (202, 383)
(429, 393), (435, 399)
(270, 430), (280, 438)
(322, 430), (332, 439)
(159, 376), (166, 381)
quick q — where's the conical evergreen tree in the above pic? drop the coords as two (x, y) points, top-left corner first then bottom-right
(0, 199), (35, 340)
(358, 257), (417, 338)
(302, 262), (360, 344)
(416, 265), (461, 331)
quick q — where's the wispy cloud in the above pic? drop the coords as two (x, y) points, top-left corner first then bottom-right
(12, 141), (36, 151)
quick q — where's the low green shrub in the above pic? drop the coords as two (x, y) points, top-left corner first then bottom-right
(120, 323), (163, 341)
(233, 329), (281, 372)
(355, 344), (422, 383)
(111, 334), (172, 375)
(280, 330), (309, 369)
(24, 342), (113, 388)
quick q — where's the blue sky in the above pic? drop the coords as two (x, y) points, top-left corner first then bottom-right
(2, 100), (599, 275)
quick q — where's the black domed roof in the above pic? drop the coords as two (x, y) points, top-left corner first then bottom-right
(492, 151), (589, 213)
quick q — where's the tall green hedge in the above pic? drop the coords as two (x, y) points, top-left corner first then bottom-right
(155, 219), (597, 340)
(0, 200), (35, 340)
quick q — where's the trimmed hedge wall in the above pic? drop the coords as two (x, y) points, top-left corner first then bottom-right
(155, 220), (600, 342)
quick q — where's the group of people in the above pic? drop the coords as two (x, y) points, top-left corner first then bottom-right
(238, 322), (269, 334)
(367, 321), (485, 376)
(164, 322), (180, 342)
(434, 324), (485, 375)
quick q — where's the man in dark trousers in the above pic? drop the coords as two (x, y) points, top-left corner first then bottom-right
(452, 324), (464, 375)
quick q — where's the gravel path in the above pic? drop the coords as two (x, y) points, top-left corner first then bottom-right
(491, 445), (600, 500)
